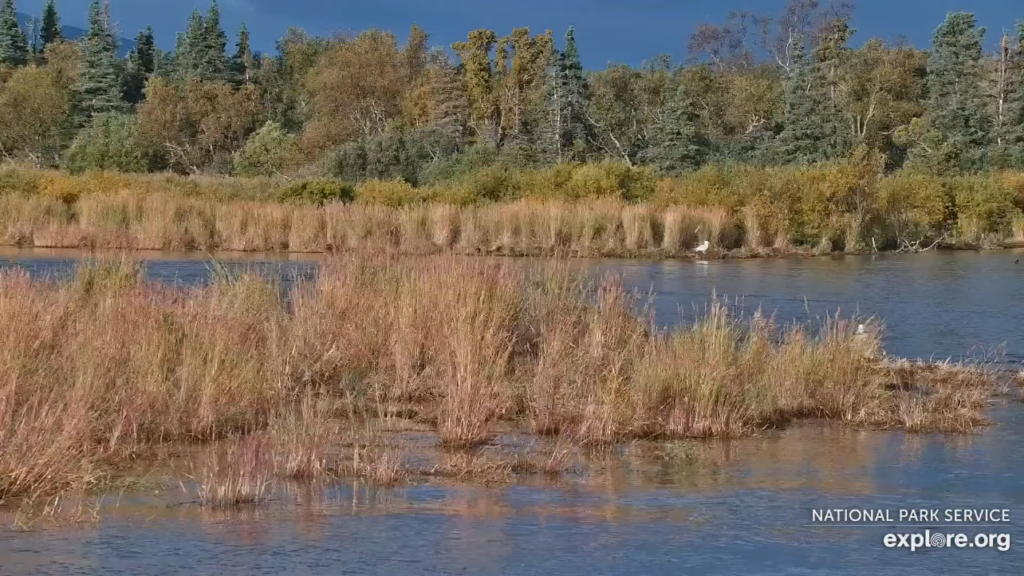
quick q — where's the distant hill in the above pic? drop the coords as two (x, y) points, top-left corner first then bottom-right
(16, 12), (136, 58)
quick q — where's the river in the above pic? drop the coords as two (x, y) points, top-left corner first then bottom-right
(0, 247), (1021, 575)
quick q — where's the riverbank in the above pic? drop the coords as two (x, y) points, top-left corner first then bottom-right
(0, 254), (1001, 519)
(2, 165), (1024, 258)
(2, 190), (1022, 260)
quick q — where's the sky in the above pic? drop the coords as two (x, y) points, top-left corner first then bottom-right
(13, 0), (1024, 68)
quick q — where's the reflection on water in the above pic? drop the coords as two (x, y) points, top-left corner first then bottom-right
(1, 248), (1023, 574)
(2, 409), (1022, 575)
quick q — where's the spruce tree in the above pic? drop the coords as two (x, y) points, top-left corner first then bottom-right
(40, 0), (61, 49)
(427, 50), (469, 143)
(174, 9), (205, 80)
(231, 22), (253, 85)
(74, 0), (126, 125)
(772, 37), (829, 165)
(175, 2), (228, 82)
(200, 0), (228, 81)
(642, 82), (710, 174)
(1003, 22), (1024, 168)
(542, 26), (593, 163)
(124, 26), (156, 103)
(559, 27), (591, 158)
(0, 0), (29, 67)
(813, 18), (855, 159)
(926, 12), (992, 172)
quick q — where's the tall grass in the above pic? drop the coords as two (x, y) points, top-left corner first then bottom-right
(0, 255), (996, 502)
(3, 163), (1023, 256)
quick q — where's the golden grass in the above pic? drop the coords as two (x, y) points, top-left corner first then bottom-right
(4, 163), (1024, 254)
(0, 254), (1000, 505)
(0, 192), (748, 256)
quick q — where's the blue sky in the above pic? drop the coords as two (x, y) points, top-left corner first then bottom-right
(13, 0), (1024, 67)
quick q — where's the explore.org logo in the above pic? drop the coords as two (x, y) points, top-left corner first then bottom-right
(809, 508), (1013, 553)
(883, 530), (1011, 552)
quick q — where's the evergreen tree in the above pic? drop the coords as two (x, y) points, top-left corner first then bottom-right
(175, 2), (228, 82)
(231, 22), (253, 85)
(772, 37), (830, 165)
(642, 82), (710, 174)
(174, 9), (205, 80)
(1003, 23), (1024, 168)
(0, 0), (29, 67)
(542, 26), (594, 163)
(558, 27), (592, 159)
(813, 18), (855, 159)
(73, 0), (126, 125)
(200, 0), (228, 80)
(925, 12), (992, 172)
(40, 0), (62, 49)
(124, 27), (156, 104)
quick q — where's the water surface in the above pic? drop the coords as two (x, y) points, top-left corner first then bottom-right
(1, 248), (1022, 575)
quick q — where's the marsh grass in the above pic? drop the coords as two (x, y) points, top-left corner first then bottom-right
(191, 435), (274, 508)
(0, 193), (743, 257)
(0, 254), (1001, 507)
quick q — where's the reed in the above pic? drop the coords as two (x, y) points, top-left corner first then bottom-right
(3, 163), (1024, 255)
(0, 254), (998, 503)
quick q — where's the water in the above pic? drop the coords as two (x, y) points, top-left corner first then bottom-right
(1, 248), (1023, 575)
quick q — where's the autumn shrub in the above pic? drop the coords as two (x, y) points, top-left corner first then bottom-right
(950, 176), (1018, 244)
(873, 172), (950, 248)
(280, 178), (354, 206)
(0, 165), (46, 196)
(354, 178), (422, 207)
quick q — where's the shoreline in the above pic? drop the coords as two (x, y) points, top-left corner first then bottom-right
(0, 254), (1009, 521)
(1, 240), (1022, 262)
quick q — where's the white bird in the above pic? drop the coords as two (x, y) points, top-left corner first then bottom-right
(855, 324), (867, 336)
(695, 240), (710, 257)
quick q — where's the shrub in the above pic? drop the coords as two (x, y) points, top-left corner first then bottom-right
(950, 176), (1017, 243)
(279, 178), (354, 206)
(233, 121), (300, 178)
(0, 166), (45, 195)
(355, 178), (422, 207)
(64, 113), (165, 174)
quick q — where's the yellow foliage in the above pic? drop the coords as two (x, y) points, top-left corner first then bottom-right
(355, 179), (423, 207)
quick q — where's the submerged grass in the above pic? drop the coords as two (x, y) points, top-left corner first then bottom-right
(0, 254), (1001, 508)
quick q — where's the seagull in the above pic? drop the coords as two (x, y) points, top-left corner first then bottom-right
(855, 324), (867, 336)
(695, 240), (710, 258)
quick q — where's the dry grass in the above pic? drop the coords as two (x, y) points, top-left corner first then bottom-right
(191, 436), (274, 508)
(0, 254), (1001, 505)
(0, 193), (744, 257)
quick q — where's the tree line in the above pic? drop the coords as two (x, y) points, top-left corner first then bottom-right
(0, 0), (1022, 184)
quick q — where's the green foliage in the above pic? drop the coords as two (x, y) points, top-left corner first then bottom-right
(65, 113), (164, 174)
(279, 178), (353, 206)
(73, 1), (126, 126)
(175, 2), (228, 82)
(773, 37), (830, 165)
(0, 0), (28, 67)
(331, 127), (462, 185)
(123, 27), (156, 104)
(230, 22), (253, 85)
(1002, 24), (1024, 168)
(541, 27), (593, 163)
(643, 82), (710, 174)
(40, 0), (61, 50)
(233, 121), (298, 177)
(924, 12), (993, 172)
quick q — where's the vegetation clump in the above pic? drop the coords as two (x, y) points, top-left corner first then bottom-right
(0, 255), (998, 506)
